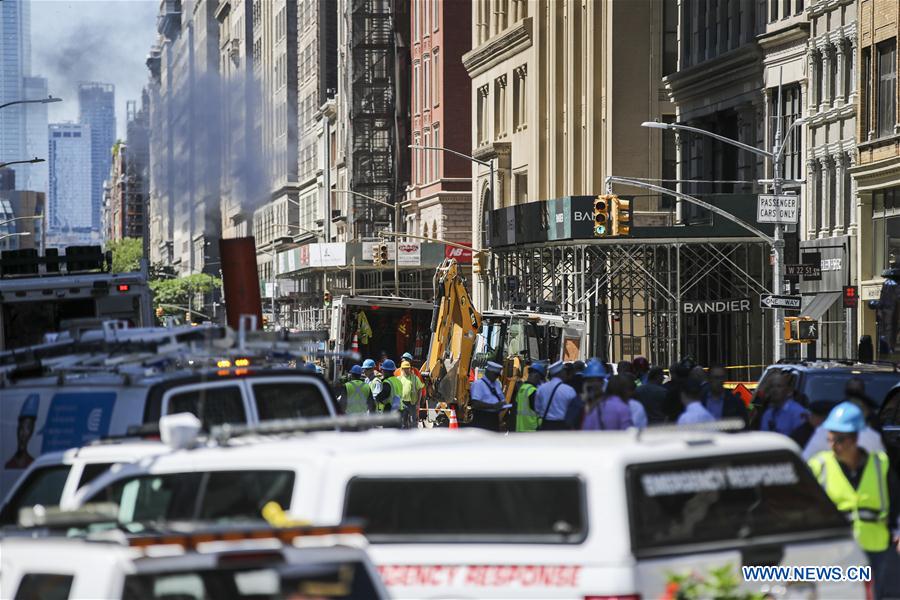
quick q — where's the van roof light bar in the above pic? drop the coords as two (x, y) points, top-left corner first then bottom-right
(18, 502), (119, 528)
(210, 413), (401, 444)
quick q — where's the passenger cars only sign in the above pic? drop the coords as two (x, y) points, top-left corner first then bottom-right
(757, 194), (799, 224)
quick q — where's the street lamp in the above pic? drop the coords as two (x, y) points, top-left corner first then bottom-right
(640, 112), (807, 362)
(0, 96), (62, 111)
(333, 188), (402, 296)
(0, 215), (41, 228)
(408, 144), (494, 308)
(0, 157), (45, 170)
(0, 232), (31, 242)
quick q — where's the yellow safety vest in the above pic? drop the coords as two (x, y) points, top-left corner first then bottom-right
(344, 380), (369, 414)
(398, 373), (423, 406)
(808, 450), (891, 552)
(383, 376), (404, 411)
(516, 382), (539, 432)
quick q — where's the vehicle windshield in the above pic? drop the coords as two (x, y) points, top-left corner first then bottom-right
(627, 450), (847, 557)
(473, 321), (504, 367)
(86, 470), (295, 525)
(0, 465), (70, 526)
(122, 561), (379, 599)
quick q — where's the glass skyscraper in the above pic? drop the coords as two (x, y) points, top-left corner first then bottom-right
(78, 82), (116, 231)
(0, 0), (31, 182)
(48, 122), (92, 234)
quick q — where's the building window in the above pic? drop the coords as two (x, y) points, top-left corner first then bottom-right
(877, 39), (896, 138)
(770, 0), (778, 22)
(816, 53), (824, 106)
(494, 75), (507, 138)
(433, 0), (439, 30)
(863, 47), (872, 136)
(414, 133), (422, 184)
(872, 188), (900, 274)
(477, 85), (489, 145)
(424, 0), (430, 35)
(513, 66), (527, 131)
(844, 43), (853, 100)
(661, 114), (677, 210)
(698, 0), (707, 61)
(663, 0), (678, 75)
(424, 56), (431, 110)
(842, 162), (851, 231)
(796, 0), (803, 14)
(829, 48), (837, 103)
(413, 63), (420, 115)
(414, 0), (419, 41)
(782, 0), (790, 19)
(769, 84), (803, 180)
(433, 50), (440, 107)
(433, 125), (440, 179)
(424, 128), (431, 182)
(514, 171), (528, 204)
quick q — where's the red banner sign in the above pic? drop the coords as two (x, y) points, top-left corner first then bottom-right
(445, 243), (473, 264)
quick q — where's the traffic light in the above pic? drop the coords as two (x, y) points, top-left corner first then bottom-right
(372, 243), (382, 265)
(842, 285), (858, 309)
(785, 316), (818, 343)
(593, 195), (611, 237)
(377, 243), (388, 265)
(612, 196), (631, 236)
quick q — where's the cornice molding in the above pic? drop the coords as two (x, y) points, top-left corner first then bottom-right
(462, 18), (533, 78)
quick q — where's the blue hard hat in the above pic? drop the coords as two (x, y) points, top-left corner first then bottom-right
(548, 360), (565, 376)
(822, 401), (866, 433)
(529, 362), (547, 376)
(582, 359), (609, 380)
(485, 361), (503, 374)
(362, 359), (376, 369)
(349, 365), (363, 376)
(401, 352), (414, 360)
(19, 394), (39, 419)
(382, 359), (397, 372)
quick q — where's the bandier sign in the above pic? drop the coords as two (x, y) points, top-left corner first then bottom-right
(682, 298), (751, 314)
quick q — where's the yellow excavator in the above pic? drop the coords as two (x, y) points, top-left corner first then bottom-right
(421, 258), (586, 426)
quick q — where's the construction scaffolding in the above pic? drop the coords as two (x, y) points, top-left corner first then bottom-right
(348, 0), (401, 236)
(490, 238), (773, 379)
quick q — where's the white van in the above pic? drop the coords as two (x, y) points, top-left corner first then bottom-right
(70, 428), (868, 599)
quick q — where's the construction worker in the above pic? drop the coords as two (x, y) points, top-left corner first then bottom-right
(374, 359), (400, 414)
(808, 402), (900, 599)
(398, 360), (424, 428)
(469, 361), (506, 431)
(514, 362), (545, 432)
(343, 365), (373, 415)
(394, 352), (426, 397)
(362, 358), (382, 398)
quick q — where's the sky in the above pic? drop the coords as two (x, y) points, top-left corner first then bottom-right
(31, 0), (159, 139)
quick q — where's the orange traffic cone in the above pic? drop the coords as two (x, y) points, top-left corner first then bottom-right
(448, 407), (459, 430)
(350, 332), (359, 354)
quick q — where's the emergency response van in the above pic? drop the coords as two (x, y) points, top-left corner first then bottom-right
(0, 324), (339, 498)
(70, 426), (868, 599)
(1, 519), (388, 599)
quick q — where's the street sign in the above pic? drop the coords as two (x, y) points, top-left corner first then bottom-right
(760, 294), (802, 310)
(800, 251), (822, 281)
(785, 264), (822, 278)
(797, 319), (819, 340)
(843, 285), (859, 309)
(757, 194), (799, 224)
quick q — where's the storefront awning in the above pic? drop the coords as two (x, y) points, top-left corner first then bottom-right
(800, 291), (842, 320)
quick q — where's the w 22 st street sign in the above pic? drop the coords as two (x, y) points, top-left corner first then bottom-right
(757, 194), (799, 224)
(760, 294), (802, 311)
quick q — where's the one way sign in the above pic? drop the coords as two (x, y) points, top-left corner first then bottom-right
(760, 294), (802, 311)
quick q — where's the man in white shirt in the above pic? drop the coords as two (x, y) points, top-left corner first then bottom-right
(677, 379), (715, 425)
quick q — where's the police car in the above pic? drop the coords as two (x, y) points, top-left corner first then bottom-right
(0, 437), (167, 527)
(1, 515), (388, 599)
(69, 420), (867, 599)
(0, 323), (339, 498)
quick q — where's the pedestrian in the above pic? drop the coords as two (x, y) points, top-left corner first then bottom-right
(362, 358), (383, 402)
(632, 356), (650, 386)
(534, 361), (580, 430)
(689, 364), (710, 397)
(570, 360), (586, 395)
(376, 359), (401, 414)
(676, 378), (715, 425)
(512, 362), (545, 432)
(398, 360), (424, 428)
(663, 358), (693, 422)
(808, 402), (900, 599)
(468, 361), (506, 431)
(624, 377), (648, 429)
(758, 372), (808, 437)
(582, 369), (634, 431)
(846, 377), (882, 431)
(343, 365), (374, 414)
(704, 365), (748, 427)
(634, 366), (668, 424)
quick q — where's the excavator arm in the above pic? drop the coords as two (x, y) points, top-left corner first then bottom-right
(422, 259), (482, 413)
